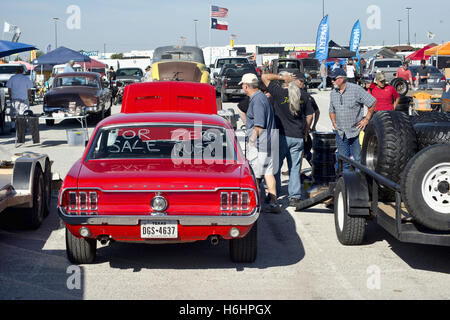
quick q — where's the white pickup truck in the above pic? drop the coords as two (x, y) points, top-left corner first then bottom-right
(0, 152), (52, 229)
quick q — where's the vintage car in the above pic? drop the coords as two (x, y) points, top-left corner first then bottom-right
(58, 82), (259, 264)
(43, 72), (112, 125)
(151, 45), (210, 83)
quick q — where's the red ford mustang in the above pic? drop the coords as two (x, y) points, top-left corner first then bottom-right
(58, 82), (260, 264)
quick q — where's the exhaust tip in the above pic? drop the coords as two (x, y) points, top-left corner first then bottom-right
(210, 235), (220, 246)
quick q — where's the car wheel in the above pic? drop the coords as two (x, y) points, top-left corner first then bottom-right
(45, 119), (55, 126)
(25, 166), (45, 229)
(401, 144), (450, 231)
(391, 78), (409, 96)
(361, 111), (417, 201)
(334, 177), (366, 245)
(65, 227), (97, 264)
(229, 221), (257, 263)
(43, 159), (52, 217)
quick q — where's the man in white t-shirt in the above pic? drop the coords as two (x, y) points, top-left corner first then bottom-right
(6, 65), (33, 131)
(345, 60), (356, 83)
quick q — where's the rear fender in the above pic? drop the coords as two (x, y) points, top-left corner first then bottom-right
(342, 171), (370, 216)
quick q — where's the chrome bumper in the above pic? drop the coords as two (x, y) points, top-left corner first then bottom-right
(58, 207), (260, 226)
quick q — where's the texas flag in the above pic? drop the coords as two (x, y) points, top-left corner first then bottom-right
(211, 18), (228, 30)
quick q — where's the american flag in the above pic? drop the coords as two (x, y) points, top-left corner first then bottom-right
(211, 5), (228, 18)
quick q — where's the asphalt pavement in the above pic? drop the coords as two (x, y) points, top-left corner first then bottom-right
(0, 89), (449, 300)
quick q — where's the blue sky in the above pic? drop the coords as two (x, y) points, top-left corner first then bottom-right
(1, 0), (449, 54)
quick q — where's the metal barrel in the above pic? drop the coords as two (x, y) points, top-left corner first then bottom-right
(311, 131), (337, 185)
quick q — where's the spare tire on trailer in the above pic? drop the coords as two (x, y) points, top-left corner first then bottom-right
(361, 111), (417, 201)
(411, 111), (450, 125)
(401, 144), (450, 231)
(390, 78), (409, 96)
(414, 122), (450, 150)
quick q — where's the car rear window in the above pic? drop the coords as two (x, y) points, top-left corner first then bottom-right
(217, 58), (248, 68)
(116, 69), (143, 77)
(222, 66), (257, 77)
(88, 124), (237, 162)
(374, 60), (402, 68)
(53, 76), (99, 87)
(0, 65), (23, 74)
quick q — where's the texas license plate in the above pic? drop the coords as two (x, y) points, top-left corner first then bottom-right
(140, 221), (178, 239)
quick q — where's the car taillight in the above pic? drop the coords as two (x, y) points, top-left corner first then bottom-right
(224, 78), (228, 88)
(441, 77), (446, 82)
(63, 190), (99, 215)
(220, 191), (253, 214)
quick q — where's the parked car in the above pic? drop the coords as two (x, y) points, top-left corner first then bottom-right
(362, 58), (403, 83)
(409, 65), (447, 91)
(43, 72), (111, 125)
(210, 57), (250, 84)
(58, 82), (260, 264)
(300, 58), (321, 88)
(215, 63), (258, 102)
(151, 45), (210, 83)
(112, 68), (144, 104)
(271, 58), (304, 75)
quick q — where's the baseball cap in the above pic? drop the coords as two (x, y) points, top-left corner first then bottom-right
(375, 72), (386, 82)
(329, 68), (347, 80)
(292, 71), (306, 82)
(239, 73), (259, 85)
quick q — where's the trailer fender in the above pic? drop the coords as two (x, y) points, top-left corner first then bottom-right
(342, 172), (370, 216)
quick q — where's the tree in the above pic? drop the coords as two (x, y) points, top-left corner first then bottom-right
(110, 53), (124, 59)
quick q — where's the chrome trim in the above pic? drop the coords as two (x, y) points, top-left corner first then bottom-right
(58, 207), (259, 226)
(59, 187), (258, 206)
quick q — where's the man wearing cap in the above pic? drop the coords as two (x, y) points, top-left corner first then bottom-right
(6, 65), (33, 132)
(329, 68), (377, 170)
(143, 65), (153, 82)
(262, 71), (314, 207)
(240, 73), (281, 213)
(367, 72), (399, 112)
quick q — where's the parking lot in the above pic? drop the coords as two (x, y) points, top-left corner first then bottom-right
(0, 89), (449, 300)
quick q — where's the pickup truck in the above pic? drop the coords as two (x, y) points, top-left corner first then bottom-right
(214, 63), (258, 103)
(362, 58), (403, 83)
(300, 58), (321, 88)
(209, 57), (249, 85)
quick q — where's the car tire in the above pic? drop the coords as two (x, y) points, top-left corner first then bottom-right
(334, 177), (366, 245)
(414, 122), (450, 150)
(43, 159), (52, 217)
(411, 112), (450, 125)
(361, 111), (417, 201)
(229, 221), (257, 263)
(391, 78), (409, 96)
(401, 144), (450, 231)
(45, 119), (55, 126)
(25, 166), (45, 229)
(65, 227), (97, 264)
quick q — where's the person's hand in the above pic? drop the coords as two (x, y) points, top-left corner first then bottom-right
(356, 117), (370, 130)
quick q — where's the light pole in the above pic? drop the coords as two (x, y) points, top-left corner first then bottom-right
(53, 17), (60, 49)
(406, 7), (412, 46)
(194, 19), (199, 47)
(397, 19), (402, 46)
(322, 0), (325, 18)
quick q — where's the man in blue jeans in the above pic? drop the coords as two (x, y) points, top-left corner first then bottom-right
(328, 69), (377, 171)
(318, 59), (328, 91)
(262, 71), (314, 207)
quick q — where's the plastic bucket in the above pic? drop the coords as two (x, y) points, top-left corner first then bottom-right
(66, 129), (87, 146)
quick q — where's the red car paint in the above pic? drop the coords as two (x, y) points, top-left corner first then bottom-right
(58, 82), (259, 261)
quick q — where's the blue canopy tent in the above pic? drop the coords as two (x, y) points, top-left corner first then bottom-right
(0, 40), (37, 58)
(32, 46), (91, 71)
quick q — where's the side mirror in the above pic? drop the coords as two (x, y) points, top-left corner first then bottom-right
(210, 64), (214, 68)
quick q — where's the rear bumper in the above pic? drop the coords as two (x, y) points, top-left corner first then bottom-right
(225, 88), (244, 95)
(58, 207), (260, 226)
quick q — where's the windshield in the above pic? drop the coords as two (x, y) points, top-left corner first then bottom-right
(277, 60), (301, 69)
(222, 65), (257, 77)
(53, 76), (99, 88)
(88, 124), (237, 162)
(301, 59), (319, 68)
(374, 60), (402, 68)
(217, 58), (248, 68)
(116, 69), (143, 77)
(0, 65), (24, 74)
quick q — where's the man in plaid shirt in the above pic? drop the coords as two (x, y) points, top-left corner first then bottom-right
(328, 69), (377, 170)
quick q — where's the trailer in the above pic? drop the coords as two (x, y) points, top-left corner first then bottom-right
(0, 152), (52, 229)
(333, 152), (450, 247)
